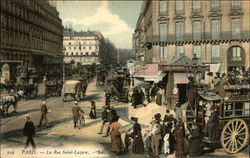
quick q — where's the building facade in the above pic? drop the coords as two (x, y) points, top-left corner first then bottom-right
(0, 0), (63, 81)
(63, 28), (117, 66)
(134, 0), (250, 73)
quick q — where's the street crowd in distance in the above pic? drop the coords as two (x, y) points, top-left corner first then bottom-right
(1, 65), (250, 158)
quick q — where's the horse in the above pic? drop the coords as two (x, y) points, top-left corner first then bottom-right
(0, 90), (24, 116)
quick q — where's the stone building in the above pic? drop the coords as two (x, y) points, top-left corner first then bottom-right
(63, 28), (117, 66)
(0, 0), (63, 82)
(134, 0), (250, 73)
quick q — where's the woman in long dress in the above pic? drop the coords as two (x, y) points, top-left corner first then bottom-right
(131, 117), (144, 154)
(110, 116), (124, 154)
(156, 88), (163, 106)
(89, 101), (97, 119)
(174, 121), (187, 158)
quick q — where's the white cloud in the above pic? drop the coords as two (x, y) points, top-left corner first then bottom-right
(62, 1), (134, 48)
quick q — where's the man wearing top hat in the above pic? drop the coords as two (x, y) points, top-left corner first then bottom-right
(151, 113), (162, 157)
(23, 114), (36, 149)
(72, 101), (84, 129)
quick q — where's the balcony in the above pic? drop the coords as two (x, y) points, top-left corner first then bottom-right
(145, 31), (250, 45)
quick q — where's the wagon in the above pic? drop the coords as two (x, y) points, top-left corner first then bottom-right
(62, 80), (85, 102)
(186, 90), (249, 154)
(45, 82), (62, 97)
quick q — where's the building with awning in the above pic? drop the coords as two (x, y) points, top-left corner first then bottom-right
(132, 64), (166, 87)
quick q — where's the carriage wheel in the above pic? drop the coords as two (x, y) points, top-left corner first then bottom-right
(221, 119), (249, 154)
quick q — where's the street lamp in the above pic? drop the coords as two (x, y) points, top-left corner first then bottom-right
(62, 46), (66, 83)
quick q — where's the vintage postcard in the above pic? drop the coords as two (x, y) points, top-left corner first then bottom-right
(0, 0), (249, 158)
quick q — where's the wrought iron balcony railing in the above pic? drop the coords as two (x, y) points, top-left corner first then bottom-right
(145, 31), (250, 44)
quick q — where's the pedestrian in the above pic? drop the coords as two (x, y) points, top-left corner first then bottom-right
(188, 123), (203, 157)
(131, 117), (144, 154)
(23, 114), (36, 149)
(110, 106), (117, 122)
(151, 113), (162, 157)
(131, 88), (140, 109)
(150, 84), (157, 102)
(105, 90), (111, 107)
(38, 100), (48, 128)
(98, 107), (113, 137)
(218, 73), (227, 98)
(72, 101), (84, 129)
(174, 121), (188, 158)
(156, 88), (163, 106)
(89, 100), (97, 119)
(110, 115), (124, 155)
(205, 107), (219, 141)
(163, 110), (176, 154)
(187, 76), (196, 107)
(98, 106), (108, 135)
(145, 84), (151, 104)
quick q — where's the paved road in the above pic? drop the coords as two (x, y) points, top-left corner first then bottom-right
(1, 79), (249, 158)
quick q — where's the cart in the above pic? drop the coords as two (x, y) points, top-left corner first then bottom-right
(45, 82), (62, 97)
(186, 90), (249, 154)
(62, 80), (85, 102)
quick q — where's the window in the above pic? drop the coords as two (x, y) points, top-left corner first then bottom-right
(71, 52), (73, 56)
(176, 0), (184, 13)
(176, 46), (184, 57)
(211, 0), (220, 11)
(211, 19), (220, 39)
(193, 21), (201, 40)
(92, 52), (96, 56)
(69, 42), (71, 45)
(232, 18), (241, 39)
(76, 52), (78, 56)
(212, 45), (220, 62)
(176, 22), (184, 40)
(160, 0), (167, 16)
(193, 0), (201, 11)
(232, 0), (240, 9)
(74, 47), (76, 50)
(86, 52), (89, 56)
(193, 45), (201, 58)
(160, 23), (167, 41)
(83, 47), (85, 49)
(66, 52), (69, 56)
(81, 52), (83, 56)
(160, 46), (167, 60)
(89, 46), (92, 50)
(232, 46), (242, 61)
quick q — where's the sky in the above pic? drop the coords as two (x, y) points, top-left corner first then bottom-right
(57, 1), (143, 49)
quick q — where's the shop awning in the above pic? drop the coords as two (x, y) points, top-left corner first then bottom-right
(173, 73), (189, 84)
(209, 64), (221, 73)
(133, 64), (159, 78)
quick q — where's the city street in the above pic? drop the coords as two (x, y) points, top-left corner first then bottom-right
(1, 79), (249, 158)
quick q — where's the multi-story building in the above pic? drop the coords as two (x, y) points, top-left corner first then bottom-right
(63, 28), (117, 66)
(135, 0), (250, 73)
(0, 0), (63, 81)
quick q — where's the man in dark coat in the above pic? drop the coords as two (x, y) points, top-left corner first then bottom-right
(205, 108), (219, 141)
(145, 84), (151, 104)
(110, 106), (117, 122)
(38, 100), (48, 128)
(98, 106), (108, 134)
(23, 115), (36, 149)
(186, 76), (196, 107)
(72, 101), (84, 129)
(188, 123), (203, 157)
(105, 90), (111, 107)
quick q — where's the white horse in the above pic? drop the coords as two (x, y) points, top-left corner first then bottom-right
(0, 90), (24, 116)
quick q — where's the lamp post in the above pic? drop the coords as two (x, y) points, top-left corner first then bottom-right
(62, 46), (66, 83)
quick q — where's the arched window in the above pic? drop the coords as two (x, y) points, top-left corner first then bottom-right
(66, 52), (69, 56)
(71, 52), (73, 56)
(81, 52), (83, 56)
(92, 52), (96, 56)
(76, 52), (78, 56)
(231, 46), (242, 61)
(86, 52), (89, 56)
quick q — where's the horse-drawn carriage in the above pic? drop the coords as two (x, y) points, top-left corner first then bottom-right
(45, 82), (62, 97)
(96, 69), (108, 86)
(106, 68), (130, 102)
(16, 83), (38, 100)
(62, 80), (87, 102)
(186, 89), (249, 154)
